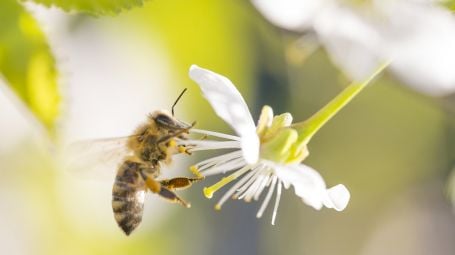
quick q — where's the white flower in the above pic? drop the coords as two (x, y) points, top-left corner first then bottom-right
(178, 65), (350, 224)
(251, 0), (455, 96)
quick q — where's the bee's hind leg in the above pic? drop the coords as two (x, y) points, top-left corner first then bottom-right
(159, 176), (204, 190)
(157, 187), (191, 208)
(141, 170), (192, 208)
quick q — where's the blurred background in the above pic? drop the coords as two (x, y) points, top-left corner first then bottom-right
(1, 0), (455, 255)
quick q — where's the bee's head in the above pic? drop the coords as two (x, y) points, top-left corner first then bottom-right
(149, 111), (192, 130)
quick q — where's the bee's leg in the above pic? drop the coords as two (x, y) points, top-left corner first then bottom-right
(159, 176), (204, 190)
(144, 177), (161, 193)
(140, 170), (191, 208)
(158, 187), (191, 208)
(156, 123), (195, 144)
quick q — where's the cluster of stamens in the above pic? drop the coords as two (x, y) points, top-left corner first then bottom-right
(175, 106), (306, 224)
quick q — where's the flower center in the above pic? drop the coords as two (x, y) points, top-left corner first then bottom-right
(257, 105), (309, 164)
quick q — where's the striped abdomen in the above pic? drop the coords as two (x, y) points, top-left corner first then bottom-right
(112, 160), (146, 235)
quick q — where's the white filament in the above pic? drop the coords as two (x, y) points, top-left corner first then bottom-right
(271, 181), (282, 225)
(191, 128), (241, 141)
(256, 176), (278, 218)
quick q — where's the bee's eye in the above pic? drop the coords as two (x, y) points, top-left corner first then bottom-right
(155, 114), (175, 127)
(154, 113), (190, 130)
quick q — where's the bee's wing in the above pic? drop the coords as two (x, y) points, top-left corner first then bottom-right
(64, 136), (137, 181)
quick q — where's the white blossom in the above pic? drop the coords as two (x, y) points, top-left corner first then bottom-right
(252, 0), (455, 96)
(178, 65), (350, 224)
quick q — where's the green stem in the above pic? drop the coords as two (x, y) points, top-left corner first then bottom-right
(294, 62), (390, 146)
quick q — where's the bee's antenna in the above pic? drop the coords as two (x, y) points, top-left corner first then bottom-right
(172, 88), (187, 116)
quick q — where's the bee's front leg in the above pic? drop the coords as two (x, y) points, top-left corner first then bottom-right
(157, 125), (193, 144)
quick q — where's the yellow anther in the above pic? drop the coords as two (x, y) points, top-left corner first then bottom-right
(169, 139), (177, 147)
(203, 176), (236, 199)
(203, 187), (214, 199)
(214, 204), (222, 211)
(202, 165), (251, 200)
(178, 146), (186, 153)
(190, 165), (204, 178)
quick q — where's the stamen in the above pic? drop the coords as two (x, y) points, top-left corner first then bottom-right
(191, 129), (241, 141)
(202, 157), (245, 176)
(178, 140), (239, 147)
(203, 165), (251, 199)
(243, 175), (266, 202)
(234, 165), (265, 199)
(256, 176), (277, 218)
(256, 173), (275, 200)
(190, 166), (204, 178)
(182, 140), (241, 151)
(196, 152), (243, 175)
(271, 181), (282, 225)
(214, 169), (257, 210)
(194, 151), (242, 169)
(253, 173), (272, 201)
(177, 145), (187, 154)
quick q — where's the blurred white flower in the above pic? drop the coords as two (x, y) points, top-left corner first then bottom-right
(177, 65), (349, 224)
(252, 0), (455, 96)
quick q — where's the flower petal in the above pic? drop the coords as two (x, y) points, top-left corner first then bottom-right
(251, 0), (331, 31)
(274, 164), (328, 210)
(376, 1), (455, 96)
(314, 5), (382, 81)
(240, 133), (260, 164)
(189, 65), (259, 163)
(314, 1), (455, 95)
(324, 184), (350, 211)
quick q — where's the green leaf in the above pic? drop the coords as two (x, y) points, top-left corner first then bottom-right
(0, 0), (60, 134)
(25, 0), (149, 16)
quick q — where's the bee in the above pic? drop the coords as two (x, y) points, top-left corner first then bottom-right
(67, 89), (203, 235)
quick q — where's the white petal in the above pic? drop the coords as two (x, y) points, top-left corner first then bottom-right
(240, 132), (260, 164)
(313, 5), (382, 81)
(274, 164), (328, 210)
(189, 65), (259, 163)
(324, 184), (350, 211)
(314, 1), (455, 95)
(376, 1), (455, 95)
(251, 0), (332, 31)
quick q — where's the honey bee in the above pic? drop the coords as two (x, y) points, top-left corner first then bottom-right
(67, 89), (203, 235)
